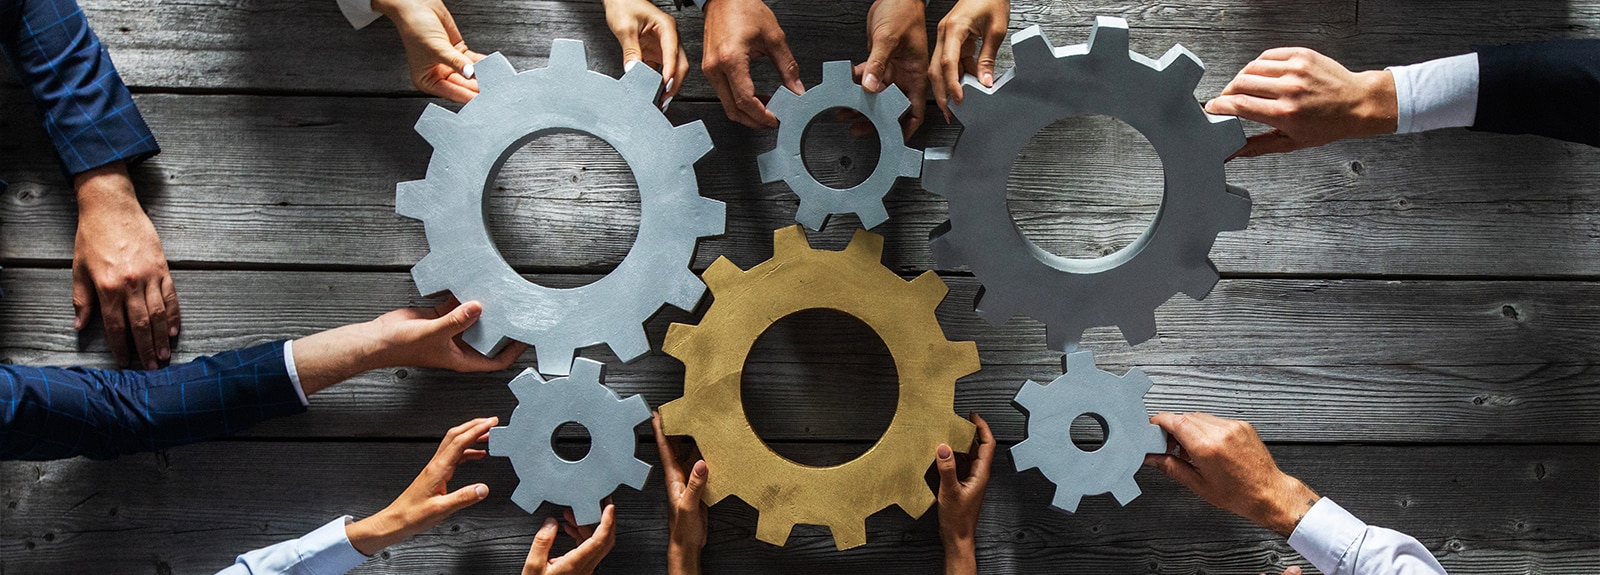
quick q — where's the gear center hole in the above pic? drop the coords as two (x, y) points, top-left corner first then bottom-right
(487, 131), (641, 286)
(551, 421), (593, 462)
(1006, 115), (1163, 262)
(801, 107), (882, 190)
(1071, 413), (1108, 453)
(741, 309), (898, 467)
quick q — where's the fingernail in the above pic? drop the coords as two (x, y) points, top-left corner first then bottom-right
(937, 444), (952, 459)
(169, 326), (179, 337)
(463, 62), (475, 79)
(543, 518), (556, 528)
(158, 348), (170, 361)
(1286, 567), (1302, 575)
(863, 73), (879, 90)
(474, 484), (488, 498)
(664, 77), (675, 92)
(660, 95), (673, 112)
(625, 59), (640, 72)
(982, 72), (993, 86)
(694, 460), (707, 476)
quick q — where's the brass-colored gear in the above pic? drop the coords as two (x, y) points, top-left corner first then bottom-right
(659, 225), (979, 550)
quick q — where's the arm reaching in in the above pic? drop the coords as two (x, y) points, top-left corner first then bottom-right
(654, 412), (709, 575)
(929, 0), (1008, 122)
(701, 0), (804, 128)
(603, 0), (688, 106)
(1204, 47), (1398, 158)
(857, 0), (929, 138)
(291, 298), (527, 394)
(72, 162), (179, 370)
(935, 413), (994, 575)
(370, 0), (486, 103)
(522, 503), (618, 575)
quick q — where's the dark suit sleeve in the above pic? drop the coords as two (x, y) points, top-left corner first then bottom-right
(0, 0), (160, 178)
(0, 342), (307, 461)
(1471, 39), (1600, 147)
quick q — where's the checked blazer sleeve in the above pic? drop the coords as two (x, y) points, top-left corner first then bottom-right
(0, 0), (160, 178)
(0, 342), (307, 461)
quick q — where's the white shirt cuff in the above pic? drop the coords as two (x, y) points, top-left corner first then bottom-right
(1388, 53), (1479, 134)
(284, 339), (310, 407)
(337, 0), (384, 29)
(1288, 498), (1371, 575)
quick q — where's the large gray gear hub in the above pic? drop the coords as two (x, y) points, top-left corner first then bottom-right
(923, 17), (1251, 350)
(488, 358), (652, 525)
(397, 40), (725, 375)
(758, 60), (922, 230)
(1011, 350), (1165, 513)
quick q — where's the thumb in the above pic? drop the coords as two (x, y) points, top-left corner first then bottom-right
(1234, 129), (1301, 159)
(617, 31), (645, 71)
(768, 38), (805, 96)
(428, 38), (475, 78)
(71, 266), (93, 331)
(440, 483), (490, 515)
(683, 460), (709, 501)
(934, 443), (960, 489)
(859, 43), (893, 93)
(1282, 567), (1303, 575)
(433, 300), (483, 336)
(527, 518), (559, 565)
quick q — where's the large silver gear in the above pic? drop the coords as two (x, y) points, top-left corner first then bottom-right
(758, 60), (922, 230)
(488, 358), (652, 525)
(1011, 350), (1165, 513)
(923, 17), (1252, 350)
(397, 40), (725, 375)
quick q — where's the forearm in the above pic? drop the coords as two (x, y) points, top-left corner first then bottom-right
(290, 320), (396, 395)
(941, 537), (977, 575)
(667, 545), (702, 575)
(1253, 473), (1321, 537)
(344, 508), (412, 556)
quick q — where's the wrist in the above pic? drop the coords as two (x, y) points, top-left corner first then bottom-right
(346, 508), (410, 556)
(667, 543), (702, 575)
(73, 163), (139, 217)
(1257, 473), (1320, 537)
(941, 538), (977, 575)
(1354, 69), (1399, 135)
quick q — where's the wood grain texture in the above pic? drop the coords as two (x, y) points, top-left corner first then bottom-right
(1, 442), (1594, 575)
(2, 269), (1596, 443)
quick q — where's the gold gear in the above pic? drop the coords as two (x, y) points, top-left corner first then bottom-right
(659, 225), (979, 550)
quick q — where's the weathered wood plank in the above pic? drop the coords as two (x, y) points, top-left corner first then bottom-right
(6, 95), (1600, 277)
(2, 269), (1596, 443)
(1, 442), (1593, 574)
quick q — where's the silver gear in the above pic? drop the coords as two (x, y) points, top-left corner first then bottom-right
(923, 17), (1251, 350)
(757, 60), (922, 230)
(1011, 350), (1166, 513)
(397, 40), (725, 375)
(488, 358), (652, 525)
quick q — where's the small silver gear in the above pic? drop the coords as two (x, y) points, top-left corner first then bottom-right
(488, 358), (652, 525)
(1011, 350), (1166, 513)
(758, 60), (922, 230)
(923, 17), (1251, 350)
(397, 40), (725, 375)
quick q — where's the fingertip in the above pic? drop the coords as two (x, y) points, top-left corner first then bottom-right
(981, 71), (993, 86)
(474, 483), (489, 499)
(462, 61), (475, 79)
(693, 459), (707, 477)
(937, 444), (952, 459)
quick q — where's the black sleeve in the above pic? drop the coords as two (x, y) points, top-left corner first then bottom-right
(1471, 39), (1600, 147)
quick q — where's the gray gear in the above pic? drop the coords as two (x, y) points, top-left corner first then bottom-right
(758, 60), (922, 230)
(397, 40), (725, 376)
(1011, 350), (1166, 513)
(923, 17), (1251, 350)
(488, 358), (652, 525)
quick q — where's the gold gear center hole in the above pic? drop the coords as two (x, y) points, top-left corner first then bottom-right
(801, 107), (881, 190)
(487, 131), (641, 288)
(1006, 115), (1163, 260)
(551, 420), (593, 462)
(741, 309), (898, 467)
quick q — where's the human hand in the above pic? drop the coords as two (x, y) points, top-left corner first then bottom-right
(702, 0), (804, 128)
(1144, 412), (1320, 537)
(1204, 47), (1398, 158)
(72, 162), (179, 370)
(603, 0), (688, 106)
(373, 0), (486, 103)
(929, 0), (1007, 122)
(345, 417), (496, 555)
(856, 0), (929, 138)
(523, 503), (618, 575)
(653, 412), (708, 575)
(935, 413), (993, 575)
(291, 298), (527, 395)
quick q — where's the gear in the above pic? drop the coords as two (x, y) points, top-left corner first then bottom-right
(396, 40), (725, 375)
(488, 358), (652, 525)
(1011, 350), (1166, 513)
(923, 17), (1251, 350)
(757, 60), (922, 230)
(658, 225), (977, 550)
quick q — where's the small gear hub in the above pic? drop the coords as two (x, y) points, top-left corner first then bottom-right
(1011, 350), (1166, 513)
(397, 40), (725, 375)
(658, 225), (978, 550)
(757, 60), (922, 230)
(489, 358), (652, 525)
(923, 17), (1251, 350)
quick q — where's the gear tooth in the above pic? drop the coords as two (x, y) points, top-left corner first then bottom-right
(907, 271), (950, 304)
(1087, 16), (1132, 59)
(472, 52), (518, 86)
(487, 424), (513, 456)
(1111, 478), (1143, 506)
(921, 147), (952, 194)
(701, 257), (745, 291)
(607, 327), (651, 363)
(828, 519), (870, 551)
(1010, 25), (1058, 71)
(945, 340), (981, 379)
(771, 224), (813, 257)
(793, 200), (831, 230)
(622, 61), (665, 102)
(1116, 312), (1158, 346)
(856, 201), (890, 230)
(672, 120), (715, 162)
(1221, 183), (1253, 229)
(695, 196), (728, 236)
(973, 286), (1018, 326)
(897, 146), (923, 178)
(462, 320), (509, 357)
(623, 457), (653, 489)
(1124, 367), (1156, 395)
(507, 368), (550, 403)
(1012, 379), (1047, 413)
(547, 39), (589, 71)
(620, 393), (652, 425)
(1064, 350), (1097, 374)
(845, 229), (886, 260)
(1010, 438), (1042, 471)
(766, 87), (801, 117)
(570, 499), (604, 526)
(657, 398), (690, 434)
(1180, 261), (1221, 300)
(409, 252), (454, 297)
(535, 344), (577, 376)
(664, 269), (709, 311)
(757, 148), (795, 184)
(568, 357), (604, 383)
(928, 222), (966, 269)
(755, 512), (796, 546)
(877, 83), (912, 117)
(1141, 422), (1169, 454)
(822, 59), (854, 84)
(394, 179), (436, 220)
(896, 484), (936, 517)
(510, 482), (542, 514)
(1051, 489), (1084, 514)
(663, 322), (697, 357)
(1156, 44), (1205, 88)
(1209, 115), (1249, 159)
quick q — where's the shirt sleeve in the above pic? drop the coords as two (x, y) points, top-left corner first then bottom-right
(336, 0), (383, 29)
(282, 339), (310, 407)
(1387, 53), (1480, 134)
(216, 516), (371, 575)
(1287, 498), (1450, 575)
(1470, 39), (1600, 147)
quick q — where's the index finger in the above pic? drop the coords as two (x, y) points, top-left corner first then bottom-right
(440, 417), (499, 461)
(655, 15), (680, 92)
(728, 58), (777, 127)
(970, 413), (996, 480)
(652, 412), (685, 484)
(568, 504), (617, 564)
(125, 284), (157, 369)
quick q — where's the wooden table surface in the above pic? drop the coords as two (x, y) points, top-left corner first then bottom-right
(2, 1), (1598, 573)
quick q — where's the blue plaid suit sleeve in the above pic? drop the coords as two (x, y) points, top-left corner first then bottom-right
(0, 341), (306, 461)
(0, 0), (160, 178)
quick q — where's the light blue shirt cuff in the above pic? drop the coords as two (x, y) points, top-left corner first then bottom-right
(1388, 53), (1479, 134)
(337, 0), (384, 29)
(1287, 498), (1449, 575)
(283, 339), (309, 407)
(1288, 498), (1369, 574)
(218, 516), (370, 575)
